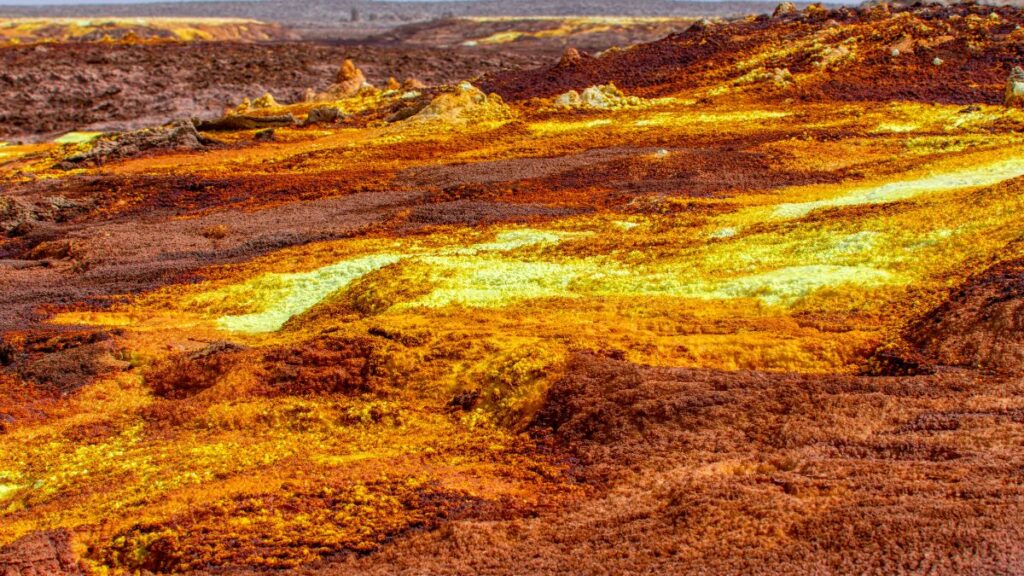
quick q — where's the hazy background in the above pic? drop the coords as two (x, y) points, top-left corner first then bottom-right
(3, 1), (259, 4)
(2, 0), (256, 4)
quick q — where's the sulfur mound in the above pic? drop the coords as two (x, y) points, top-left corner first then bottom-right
(233, 92), (281, 113)
(249, 92), (280, 110)
(57, 120), (203, 168)
(553, 83), (644, 110)
(402, 81), (514, 126)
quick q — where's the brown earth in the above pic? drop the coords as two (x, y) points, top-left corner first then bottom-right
(480, 3), (1024, 105)
(242, 352), (1024, 575)
(889, 255), (1024, 375)
(0, 529), (83, 576)
(0, 41), (543, 139)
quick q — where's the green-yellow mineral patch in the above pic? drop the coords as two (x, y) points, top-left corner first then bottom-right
(217, 254), (402, 333)
(774, 156), (1024, 219)
(54, 131), (103, 145)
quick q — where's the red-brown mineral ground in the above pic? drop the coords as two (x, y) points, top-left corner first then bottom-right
(2, 3), (1024, 575)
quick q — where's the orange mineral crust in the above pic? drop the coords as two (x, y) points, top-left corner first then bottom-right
(3, 3), (1024, 574)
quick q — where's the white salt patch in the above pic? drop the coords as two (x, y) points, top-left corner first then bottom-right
(217, 254), (401, 333)
(696, 265), (898, 305)
(774, 157), (1024, 219)
(215, 229), (575, 332)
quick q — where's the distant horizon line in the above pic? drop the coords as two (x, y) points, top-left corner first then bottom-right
(1, 0), (831, 5)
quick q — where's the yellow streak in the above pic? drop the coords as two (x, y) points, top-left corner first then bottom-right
(774, 155), (1024, 219)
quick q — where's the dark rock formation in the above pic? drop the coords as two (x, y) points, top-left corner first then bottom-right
(302, 106), (344, 126)
(195, 114), (296, 132)
(58, 120), (203, 168)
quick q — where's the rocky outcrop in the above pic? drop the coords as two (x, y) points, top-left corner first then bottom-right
(0, 197), (32, 237)
(773, 2), (798, 17)
(58, 120), (204, 168)
(302, 106), (344, 126)
(400, 82), (514, 127)
(803, 2), (830, 19)
(0, 529), (84, 576)
(402, 77), (427, 90)
(195, 114), (296, 132)
(253, 128), (276, 142)
(1, 196), (94, 237)
(1005, 66), (1024, 107)
(553, 83), (643, 110)
(557, 47), (585, 68)
(327, 59), (370, 98)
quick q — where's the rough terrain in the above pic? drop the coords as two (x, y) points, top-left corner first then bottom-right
(3, 3), (1024, 576)
(0, 41), (543, 139)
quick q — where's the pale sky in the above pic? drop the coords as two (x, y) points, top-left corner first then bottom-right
(1, 0), (254, 4)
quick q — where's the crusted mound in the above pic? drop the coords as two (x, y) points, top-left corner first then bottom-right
(57, 120), (204, 168)
(402, 81), (515, 126)
(897, 258), (1024, 374)
(552, 82), (645, 110)
(325, 59), (371, 99)
(481, 3), (1024, 104)
(1005, 65), (1024, 106)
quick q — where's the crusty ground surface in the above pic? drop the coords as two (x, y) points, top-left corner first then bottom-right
(3, 4), (1024, 575)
